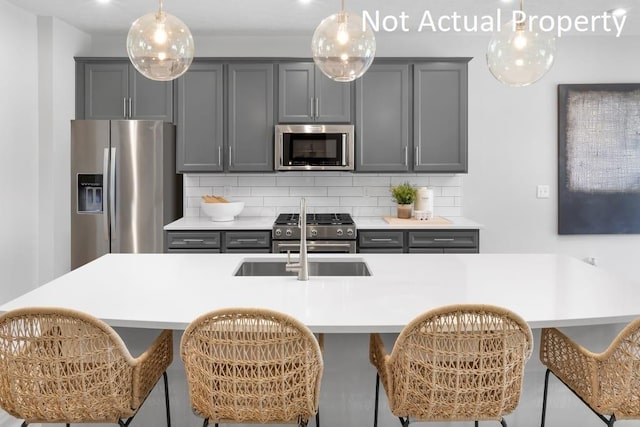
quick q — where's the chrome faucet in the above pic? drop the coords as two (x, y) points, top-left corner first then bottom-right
(286, 198), (309, 281)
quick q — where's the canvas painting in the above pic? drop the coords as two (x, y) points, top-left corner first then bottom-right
(558, 84), (640, 234)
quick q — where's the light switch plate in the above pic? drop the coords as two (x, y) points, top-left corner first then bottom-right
(537, 185), (550, 199)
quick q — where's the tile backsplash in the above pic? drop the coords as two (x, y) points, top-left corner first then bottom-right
(184, 172), (463, 217)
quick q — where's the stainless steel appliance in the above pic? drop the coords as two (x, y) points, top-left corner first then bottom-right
(71, 120), (182, 269)
(275, 124), (354, 171)
(272, 213), (357, 253)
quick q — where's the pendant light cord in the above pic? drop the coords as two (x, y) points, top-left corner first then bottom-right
(340, 0), (344, 12)
(158, 0), (164, 14)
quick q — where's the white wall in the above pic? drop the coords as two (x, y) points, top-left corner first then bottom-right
(0, 4), (89, 300)
(0, 0), (39, 304)
(37, 17), (91, 284)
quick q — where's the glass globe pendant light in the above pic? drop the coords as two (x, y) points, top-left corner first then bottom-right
(126, 0), (195, 81)
(486, 0), (556, 87)
(311, 0), (376, 82)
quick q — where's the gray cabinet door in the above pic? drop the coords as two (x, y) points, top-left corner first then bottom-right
(413, 62), (468, 173)
(176, 62), (224, 172)
(82, 62), (173, 121)
(355, 63), (410, 172)
(129, 67), (173, 121)
(278, 62), (351, 123)
(84, 62), (129, 119)
(278, 63), (314, 122)
(228, 63), (274, 172)
(315, 70), (351, 123)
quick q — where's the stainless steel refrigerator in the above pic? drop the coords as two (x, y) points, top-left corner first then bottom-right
(71, 120), (182, 269)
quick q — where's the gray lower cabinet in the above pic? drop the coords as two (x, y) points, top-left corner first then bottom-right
(358, 231), (404, 253)
(176, 62), (224, 172)
(278, 62), (351, 123)
(165, 230), (271, 253)
(358, 229), (479, 253)
(408, 230), (479, 253)
(227, 63), (274, 172)
(224, 231), (272, 253)
(176, 62), (274, 173)
(166, 231), (221, 253)
(77, 60), (173, 121)
(355, 63), (410, 172)
(355, 59), (469, 173)
(413, 62), (468, 173)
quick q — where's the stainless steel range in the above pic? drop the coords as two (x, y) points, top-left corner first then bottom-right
(272, 213), (357, 253)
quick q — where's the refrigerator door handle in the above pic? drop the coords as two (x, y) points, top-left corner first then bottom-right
(102, 148), (110, 242)
(109, 147), (117, 240)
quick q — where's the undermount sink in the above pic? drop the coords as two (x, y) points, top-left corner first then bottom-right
(234, 258), (371, 277)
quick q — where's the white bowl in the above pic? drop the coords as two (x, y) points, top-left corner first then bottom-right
(201, 201), (244, 221)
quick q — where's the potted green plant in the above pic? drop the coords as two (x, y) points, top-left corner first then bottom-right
(390, 182), (417, 218)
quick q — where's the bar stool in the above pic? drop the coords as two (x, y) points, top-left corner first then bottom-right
(540, 320), (640, 426)
(369, 304), (533, 427)
(180, 307), (323, 427)
(0, 307), (173, 427)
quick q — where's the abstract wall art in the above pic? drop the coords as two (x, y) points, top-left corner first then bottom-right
(558, 84), (640, 234)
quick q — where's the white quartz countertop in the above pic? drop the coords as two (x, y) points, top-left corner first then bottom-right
(164, 216), (276, 230)
(1, 253), (637, 333)
(164, 216), (482, 230)
(354, 216), (483, 229)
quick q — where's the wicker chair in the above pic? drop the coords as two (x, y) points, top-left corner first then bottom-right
(540, 320), (640, 427)
(180, 307), (323, 427)
(369, 304), (533, 427)
(0, 307), (173, 427)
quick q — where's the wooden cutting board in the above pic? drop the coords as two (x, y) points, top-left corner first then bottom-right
(383, 216), (451, 225)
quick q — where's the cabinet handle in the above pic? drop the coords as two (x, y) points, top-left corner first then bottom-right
(371, 238), (393, 242)
(404, 146), (408, 166)
(310, 97), (314, 118)
(182, 239), (205, 243)
(433, 238), (455, 242)
(415, 146), (419, 166)
(229, 147), (232, 167)
(315, 98), (320, 118)
(122, 98), (127, 118)
(218, 146), (222, 167)
(236, 239), (259, 243)
(128, 97), (132, 118)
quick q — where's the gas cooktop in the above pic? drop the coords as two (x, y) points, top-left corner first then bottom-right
(274, 213), (355, 226)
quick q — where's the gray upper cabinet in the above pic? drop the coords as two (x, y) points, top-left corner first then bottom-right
(80, 61), (173, 121)
(413, 62), (468, 173)
(227, 63), (274, 172)
(355, 63), (410, 172)
(355, 59), (469, 173)
(176, 62), (224, 172)
(278, 62), (351, 123)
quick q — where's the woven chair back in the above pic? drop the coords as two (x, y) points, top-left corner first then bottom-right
(180, 308), (323, 424)
(388, 304), (533, 422)
(0, 307), (134, 423)
(597, 318), (640, 417)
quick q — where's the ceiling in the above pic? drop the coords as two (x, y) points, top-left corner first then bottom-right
(7, 0), (640, 37)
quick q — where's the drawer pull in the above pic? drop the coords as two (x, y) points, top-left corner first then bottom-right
(235, 239), (259, 243)
(182, 239), (205, 243)
(371, 238), (393, 242)
(433, 238), (455, 242)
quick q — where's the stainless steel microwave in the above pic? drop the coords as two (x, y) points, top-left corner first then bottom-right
(275, 124), (354, 171)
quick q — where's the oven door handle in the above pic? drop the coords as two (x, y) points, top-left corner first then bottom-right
(307, 242), (353, 248)
(274, 242), (355, 252)
(276, 242), (353, 248)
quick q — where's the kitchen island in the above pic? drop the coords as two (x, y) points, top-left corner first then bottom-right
(0, 253), (636, 331)
(1, 253), (637, 427)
